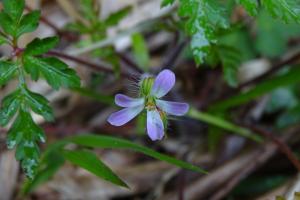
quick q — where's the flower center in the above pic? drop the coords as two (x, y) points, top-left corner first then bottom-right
(145, 96), (156, 110)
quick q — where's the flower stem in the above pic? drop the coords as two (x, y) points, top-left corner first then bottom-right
(187, 107), (263, 142)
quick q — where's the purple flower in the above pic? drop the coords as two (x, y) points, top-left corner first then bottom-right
(107, 69), (189, 141)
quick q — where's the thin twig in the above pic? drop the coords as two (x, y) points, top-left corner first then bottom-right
(161, 127), (298, 200)
(214, 51), (300, 102)
(244, 124), (300, 171)
(162, 39), (189, 70)
(68, 19), (159, 56)
(238, 52), (300, 90)
(116, 52), (144, 73)
(178, 170), (186, 200)
(209, 127), (299, 200)
(47, 50), (132, 78)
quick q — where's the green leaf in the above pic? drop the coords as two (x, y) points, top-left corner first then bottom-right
(204, 1), (229, 29)
(255, 10), (300, 57)
(188, 108), (262, 142)
(211, 68), (300, 110)
(0, 35), (8, 45)
(276, 196), (286, 200)
(79, 0), (99, 23)
(25, 37), (59, 56)
(277, 104), (300, 128)
(22, 88), (54, 121)
(218, 45), (241, 87)
(23, 56), (81, 90)
(3, 0), (25, 22)
(105, 6), (132, 26)
(0, 61), (18, 86)
(178, 0), (229, 64)
(265, 88), (298, 113)
(62, 149), (128, 188)
(8, 109), (45, 178)
(190, 32), (211, 65)
(67, 134), (207, 173)
(131, 33), (150, 70)
(236, 0), (258, 16)
(262, 0), (300, 23)
(0, 12), (15, 36)
(21, 151), (65, 195)
(161, 0), (176, 7)
(16, 11), (40, 38)
(0, 90), (21, 126)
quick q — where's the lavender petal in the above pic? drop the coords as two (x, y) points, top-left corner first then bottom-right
(156, 100), (189, 116)
(151, 69), (175, 98)
(107, 105), (144, 126)
(115, 94), (144, 107)
(146, 109), (164, 141)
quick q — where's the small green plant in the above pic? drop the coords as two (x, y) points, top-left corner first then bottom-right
(161, 0), (300, 86)
(0, 0), (80, 178)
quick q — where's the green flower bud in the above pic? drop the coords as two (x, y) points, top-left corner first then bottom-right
(140, 77), (154, 97)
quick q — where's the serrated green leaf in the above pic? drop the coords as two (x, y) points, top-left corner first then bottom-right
(0, 90), (21, 126)
(3, 0), (25, 22)
(8, 109), (46, 149)
(7, 109), (45, 178)
(16, 141), (41, 179)
(25, 37), (59, 56)
(16, 11), (40, 38)
(262, 0), (300, 23)
(236, 0), (258, 16)
(22, 88), (54, 121)
(0, 12), (15, 36)
(23, 56), (80, 90)
(67, 134), (207, 173)
(21, 151), (65, 195)
(0, 61), (18, 86)
(161, 0), (176, 7)
(178, 0), (229, 64)
(131, 33), (150, 70)
(62, 149), (128, 188)
(23, 56), (39, 81)
(105, 6), (132, 26)
(205, 1), (229, 29)
(191, 32), (211, 65)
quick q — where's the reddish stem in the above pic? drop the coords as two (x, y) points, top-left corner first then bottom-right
(47, 50), (132, 78)
(25, 6), (78, 42)
(244, 124), (300, 171)
(116, 52), (144, 73)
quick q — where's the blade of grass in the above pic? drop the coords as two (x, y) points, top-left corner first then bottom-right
(188, 108), (263, 142)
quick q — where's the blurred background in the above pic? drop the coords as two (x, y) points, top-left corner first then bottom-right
(1, 0), (300, 199)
